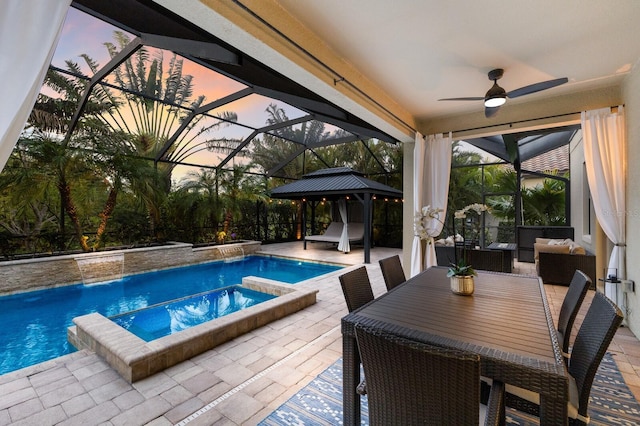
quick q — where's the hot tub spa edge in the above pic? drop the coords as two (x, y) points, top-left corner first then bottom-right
(68, 278), (318, 383)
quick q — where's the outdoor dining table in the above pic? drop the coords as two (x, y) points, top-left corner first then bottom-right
(341, 266), (569, 425)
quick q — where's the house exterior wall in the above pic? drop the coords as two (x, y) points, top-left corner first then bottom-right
(623, 61), (640, 336)
(568, 129), (595, 254)
(402, 138), (416, 273)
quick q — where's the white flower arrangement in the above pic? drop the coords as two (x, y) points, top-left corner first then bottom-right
(454, 203), (489, 219)
(414, 205), (444, 242)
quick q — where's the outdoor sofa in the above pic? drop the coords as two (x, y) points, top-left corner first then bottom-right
(534, 238), (596, 288)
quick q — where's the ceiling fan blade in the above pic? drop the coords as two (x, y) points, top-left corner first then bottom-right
(485, 106), (500, 118)
(507, 77), (568, 99)
(438, 97), (484, 101)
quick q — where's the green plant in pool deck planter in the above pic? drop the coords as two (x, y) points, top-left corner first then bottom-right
(447, 259), (477, 278)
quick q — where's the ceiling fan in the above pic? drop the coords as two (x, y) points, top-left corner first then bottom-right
(438, 69), (568, 118)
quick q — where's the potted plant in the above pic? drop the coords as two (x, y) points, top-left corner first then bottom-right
(447, 258), (477, 295)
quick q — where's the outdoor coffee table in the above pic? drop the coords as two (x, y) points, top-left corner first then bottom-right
(341, 266), (568, 425)
(487, 242), (517, 273)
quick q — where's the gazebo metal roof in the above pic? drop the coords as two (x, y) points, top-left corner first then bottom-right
(270, 167), (403, 200)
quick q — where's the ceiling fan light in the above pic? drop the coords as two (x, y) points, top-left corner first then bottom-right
(484, 81), (507, 107)
(484, 96), (506, 107)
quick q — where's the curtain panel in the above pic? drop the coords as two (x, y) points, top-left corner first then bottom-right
(582, 106), (626, 306)
(337, 198), (350, 253)
(422, 133), (452, 269)
(582, 106), (626, 276)
(410, 132), (452, 276)
(0, 0), (71, 172)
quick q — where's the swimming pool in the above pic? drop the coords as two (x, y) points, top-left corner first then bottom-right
(0, 255), (342, 375)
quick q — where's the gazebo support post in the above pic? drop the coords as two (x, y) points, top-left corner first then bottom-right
(302, 200), (307, 243)
(364, 192), (372, 263)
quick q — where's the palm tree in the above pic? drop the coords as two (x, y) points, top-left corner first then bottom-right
(24, 55), (163, 251)
(71, 32), (239, 239)
(171, 168), (223, 241)
(250, 104), (331, 179)
(219, 164), (262, 236)
(522, 176), (567, 225)
(445, 144), (486, 235)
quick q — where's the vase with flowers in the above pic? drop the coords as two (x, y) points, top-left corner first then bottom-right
(447, 203), (489, 295)
(454, 203), (490, 247)
(447, 258), (477, 295)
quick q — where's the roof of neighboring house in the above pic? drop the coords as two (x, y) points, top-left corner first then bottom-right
(270, 167), (403, 200)
(521, 144), (570, 174)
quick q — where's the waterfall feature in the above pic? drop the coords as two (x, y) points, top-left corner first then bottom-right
(75, 253), (125, 285)
(218, 245), (245, 263)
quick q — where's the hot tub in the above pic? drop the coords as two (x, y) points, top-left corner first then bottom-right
(68, 277), (318, 382)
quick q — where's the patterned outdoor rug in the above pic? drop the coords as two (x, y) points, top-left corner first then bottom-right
(260, 354), (640, 425)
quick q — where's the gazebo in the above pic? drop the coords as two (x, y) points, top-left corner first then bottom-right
(270, 167), (403, 263)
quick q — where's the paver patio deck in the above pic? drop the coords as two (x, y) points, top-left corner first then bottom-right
(0, 242), (639, 425)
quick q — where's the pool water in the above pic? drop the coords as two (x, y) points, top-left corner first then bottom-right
(111, 286), (276, 342)
(0, 255), (341, 375)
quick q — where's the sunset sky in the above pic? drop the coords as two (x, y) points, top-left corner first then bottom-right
(46, 6), (488, 179)
(48, 7), (318, 180)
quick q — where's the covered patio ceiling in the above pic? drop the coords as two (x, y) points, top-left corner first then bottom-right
(60, 0), (399, 181)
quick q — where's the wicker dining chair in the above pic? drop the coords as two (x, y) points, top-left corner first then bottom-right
(378, 255), (406, 291)
(557, 270), (591, 363)
(355, 324), (505, 425)
(506, 291), (623, 425)
(339, 266), (376, 396)
(339, 266), (375, 312)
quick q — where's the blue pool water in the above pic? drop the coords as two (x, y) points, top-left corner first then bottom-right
(112, 286), (276, 341)
(0, 255), (341, 375)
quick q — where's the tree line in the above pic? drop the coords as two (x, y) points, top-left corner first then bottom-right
(0, 32), (403, 258)
(0, 32), (565, 258)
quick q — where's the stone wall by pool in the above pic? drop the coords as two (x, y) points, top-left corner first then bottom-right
(0, 241), (261, 295)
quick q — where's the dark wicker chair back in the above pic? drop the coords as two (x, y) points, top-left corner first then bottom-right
(355, 324), (504, 425)
(378, 255), (406, 291)
(339, 266), (374, 312)
(569, 291), (623, 423)
(557, 270), (591, 362)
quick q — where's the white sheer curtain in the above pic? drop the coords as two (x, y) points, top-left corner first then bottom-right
(410, 132), (452, 276)
(582, 106), (626, 297)
(422, 133), (452, 269)
(0, 0), (71, 172)
(337, 198), (350, 253)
